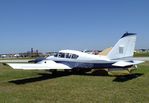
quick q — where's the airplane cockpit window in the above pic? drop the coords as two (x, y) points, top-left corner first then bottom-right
(58, 52), (65, 58)
(54, 53), (58, 57)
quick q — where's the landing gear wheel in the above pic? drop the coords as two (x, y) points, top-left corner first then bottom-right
(50, 69), (57, 75)
(64, 69), (72, 74)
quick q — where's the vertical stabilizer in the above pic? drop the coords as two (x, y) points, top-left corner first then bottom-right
(107, 32), (136, 59)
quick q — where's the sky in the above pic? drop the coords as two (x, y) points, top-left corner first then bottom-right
(0, 0), (149, 53)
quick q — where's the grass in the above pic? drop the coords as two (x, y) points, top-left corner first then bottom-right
(0, 62), (149, 103)
(134, 52), (149, 57)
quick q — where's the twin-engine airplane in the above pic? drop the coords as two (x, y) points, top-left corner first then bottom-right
(7, 33), (144, 74)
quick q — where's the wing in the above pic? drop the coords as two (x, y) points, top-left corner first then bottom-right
(7, 60), (72, 70)
(112, 60), (144, 67)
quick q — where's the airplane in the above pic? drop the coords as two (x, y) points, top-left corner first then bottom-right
(7, 32), (144, 74)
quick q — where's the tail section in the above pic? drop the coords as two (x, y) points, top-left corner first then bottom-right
(107, 32), (136, 59)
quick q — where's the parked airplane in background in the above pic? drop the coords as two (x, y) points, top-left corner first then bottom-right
(7, 33), (144, 74)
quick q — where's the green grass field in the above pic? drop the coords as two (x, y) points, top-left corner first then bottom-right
(134, 52), (149, 57)
(0, 62), (149, 103)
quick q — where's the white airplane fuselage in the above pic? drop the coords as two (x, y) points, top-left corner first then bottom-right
(44, 50), (129, 70)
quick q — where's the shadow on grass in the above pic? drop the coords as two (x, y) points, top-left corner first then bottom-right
(74, 70), (109, 76)
(9, 71), (70, 85)
(8, 70), (109, 85)
(113, 73), (144, 82)
(8, 70), (144, 84)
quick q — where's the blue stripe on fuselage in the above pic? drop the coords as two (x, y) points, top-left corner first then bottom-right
(54, 60), (130, 69)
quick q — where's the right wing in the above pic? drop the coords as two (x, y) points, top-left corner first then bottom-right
(7, 60), (72, 70)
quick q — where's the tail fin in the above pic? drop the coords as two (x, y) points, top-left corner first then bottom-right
(107, 32), (136, 59)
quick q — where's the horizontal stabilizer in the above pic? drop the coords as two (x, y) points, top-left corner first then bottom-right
(112, 60), (144, 67)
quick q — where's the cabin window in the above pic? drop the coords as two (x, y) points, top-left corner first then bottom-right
(66, 53), (72, 58)
(71, 54), (79, 59)
(55, 52), (79, 59)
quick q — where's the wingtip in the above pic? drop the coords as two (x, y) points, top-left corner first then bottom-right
(7, 63), (17, 69)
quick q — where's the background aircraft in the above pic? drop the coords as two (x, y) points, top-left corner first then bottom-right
(7, 33), (144, 74)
